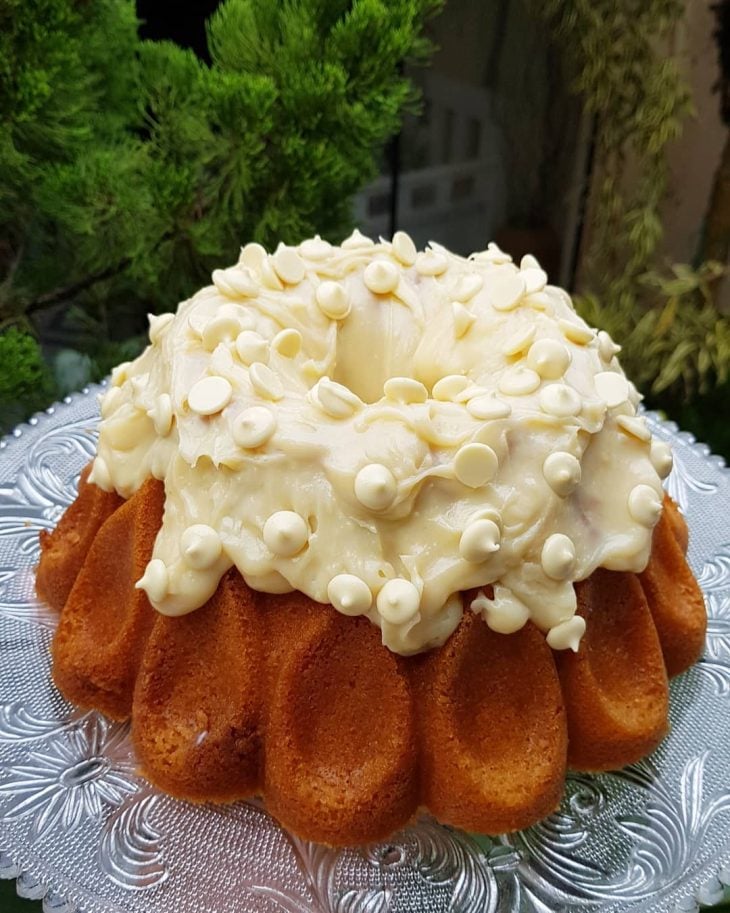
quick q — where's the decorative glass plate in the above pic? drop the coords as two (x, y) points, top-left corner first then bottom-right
(1, 385), (729, 913)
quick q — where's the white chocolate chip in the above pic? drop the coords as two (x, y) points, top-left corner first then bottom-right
(260, 256), (284, 290)
(391, 230), (417, 266)
(188, 376), (233, 416)
(238, 242), (267, 272)
(432, 375), (470, 401)
(454, 443), (499, 488)
(272, 328), (302, 357)
(539, 384), (582, 417)
(597, 330), (621, 362)
(628, 484), (663, 527)
(559, 318), (594, 345)
(202, 308), (244, 351)
(235, 330), (270, 365)
(617, 414), (651, 442)
(88, 456), (113, 491)
(299, 235), (332, 260)
(546, 615), (586, 652)
(342, 228), (374, 249)
(526, 291), (552, 311)
(272, 244), (305, 285)
(415, 250), (448, 276)
(526, 339), (571, 379)
(502, 326), (535, 357)
(311, 377), (362, 418)
(541, 533), (577, 580)
(148, 393), (173, 436)
(466, 395), (512, 420)
(453, 273), (484, 302)
(364, 259), (400, 294)
(377, 578), (420, 624)
(148, 312), (174, 345)
(650, 440), (673, 479)
(595, 371), (630, 408)
(249, 362), (284, 401)
(452, 302), (475, 338)
(471, 587), (529, 634)
(135, 559), (169, 604)
(263, 511), (309, 556)
(543, 452), (581, 496)
(355, 463), (398, 510)
(383, 376), (428, 404)
(213, 266), (259, 298)
(232, 406), (277, 448)
(327, 574), (373, 616)
(181, 524), (222, 570)
(477, 242), (512, 264)
(490, 272), (525, 311)
(315, 280), (351, 319)
(520, 253), (541, 270)
(459, 518), (501, 562)
(498, 366), (541, 396)
(521, 267), (548, 295)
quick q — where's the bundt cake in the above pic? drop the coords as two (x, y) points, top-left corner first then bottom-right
(36, 232), (707, 845)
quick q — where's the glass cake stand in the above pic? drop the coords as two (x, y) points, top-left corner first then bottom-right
(1, 385), (729, 913)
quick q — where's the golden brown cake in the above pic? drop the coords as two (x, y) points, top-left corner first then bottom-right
(36, 233), (707, 845)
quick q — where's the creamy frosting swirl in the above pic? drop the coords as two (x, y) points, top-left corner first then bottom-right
(91, 232), (671, 655)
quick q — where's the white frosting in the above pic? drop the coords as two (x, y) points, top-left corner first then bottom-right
(95, 233), (669, 655)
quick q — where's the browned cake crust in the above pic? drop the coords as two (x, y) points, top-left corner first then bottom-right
(37, 474), (707, 845)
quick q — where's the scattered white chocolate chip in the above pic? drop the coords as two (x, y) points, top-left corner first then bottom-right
(520, 253), (541, 270)
(188, 376), (233, 416)
(539, 384), (582, 417)
(88, 456), (112, 490)
(543, 452), (581, 496)
(235, 330), (269, 365)
(617, 414), (651, 442)
(135, 559), (169, 604)
(526, 339), (571, 379)
(498, 366), (541, 396)
(479, 242), (512, 264)
(342, 228), (374, 249)
(181, 524), (222, 570)
(559, 318), (594, 346)
(502, 326), (536, 357)
(415, 250), (448, 276)
(148, 393), (173, 436)
(272, 244), (305, 285)
(327, 574), (373, 616)
(546, 615), (586, 652)
(471, 587), (530, 634)
(454, 443), (499, 488)
(453, 273), (484, 302)
(263, 511), (309, 556)
(232, 406), (277, 448)
(490, 272), (525, 311)
(377, 578), (420, 624)
(364, 259), (400, 294)
(311, 377), (362, 418)
(249, 362), (284, 401)
(238, 242), (267, 271)
(354, 463), (398, 510)
(597, 330), (621, 362)
(521, 267), (548, 295)
(315, 280), (351, 319)
(272, 328), (302, 358)
(202, 308), (244, 351)
(299, 235), (332, 260)
(260, 256), (284, 290)
(650, 440), (673, 479)
(466, 395), (512, 420)
(628, 484), (663, 527)
(541, 533), (577, 580)
(384, 376), (428, 404)
(432, 375), (470, 401)
(452, 302), (475, 338)
(213, 266), (258, 298)
(148, 312), (174, 345)
(595, 371), (630, 408)
(459, 518), (501, 562)
(392, 230), (417, 266)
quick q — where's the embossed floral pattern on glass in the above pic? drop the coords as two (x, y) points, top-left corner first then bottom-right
(0, 387), (729, 913)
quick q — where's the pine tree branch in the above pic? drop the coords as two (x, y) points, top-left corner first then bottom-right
(24, 258), (132, 316)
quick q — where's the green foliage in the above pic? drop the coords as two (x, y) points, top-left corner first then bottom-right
(0, 328), (56, 431)
(1, 0), (441, 422)
(539, 1), (730, 418)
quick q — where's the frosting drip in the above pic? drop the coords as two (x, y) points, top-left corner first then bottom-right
(91, 233), (669, 655)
